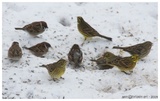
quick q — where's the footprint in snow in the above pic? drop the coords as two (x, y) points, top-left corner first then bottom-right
(59, 17), (71, 27)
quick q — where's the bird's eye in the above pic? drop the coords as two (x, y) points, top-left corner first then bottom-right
(78, 17), (83, 22)
(78, 18), (81, 22)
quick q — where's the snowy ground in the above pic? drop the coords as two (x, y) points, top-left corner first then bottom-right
(2, 2), (158, 99)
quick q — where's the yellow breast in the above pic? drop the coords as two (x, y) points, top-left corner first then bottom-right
(48, 67), (66, 79)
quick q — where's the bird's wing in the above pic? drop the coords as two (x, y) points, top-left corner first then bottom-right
(120, 58), (133, 68)
(47, 63), (57, 72)
(30, 44), (46, 53)
(82, 21), (99, 36)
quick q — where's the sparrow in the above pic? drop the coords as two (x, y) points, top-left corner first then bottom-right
(68, 44), (83, 68)
(113, 41), (153, 59)
(23, 42), (52, 57)
(40, 59), (67, 80)
(8, 41), (22, 61)
(15, 21), (48, 37)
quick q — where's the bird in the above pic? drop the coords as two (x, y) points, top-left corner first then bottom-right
(113, 41), (153, 59)
(8, 41), (22, 61)
(107, 54), (140, 75)
(15, 21), (48, 37)
(68, 44), (83, 68)
(103, 51), (120, 61)
(77, 16), (112, 45)
(23, 42), (52, 57)
(91, 51), (120, 70)
(91, 56), (113, 70)
(40, 59), (67, 80)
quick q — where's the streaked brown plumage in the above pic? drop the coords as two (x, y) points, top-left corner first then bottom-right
(91, 57), (113, 70)
(23, 42), (51, 57)
(107, 54), (140, 75)
(91, 51), (120, 70)
(103, 51), (121, 61)
(113, 41), (152, 59)
(8, 41), (22, 61)
(15, 21), (48, 36)
(68, 44), (83, 68)
(77, 16), (112, 44)
(40, 59), (67, 80)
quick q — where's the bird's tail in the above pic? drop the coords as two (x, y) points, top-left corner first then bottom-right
(112, 46), (124, 49)
(39, 65), (46, 67)
(90, 59), (96, 62)
(22, 46), (30, 50)
(15, 28), (24, 30)
(98, 34), (112, 41)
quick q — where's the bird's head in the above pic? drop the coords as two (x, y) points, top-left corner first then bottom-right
(103, 52), (116, 59)
(131, 54), (140, 62)
(41, 21), (48, 28)
(144, 41), (153, 48)
(12, 41), (19, 46)
(72, 44), (80, 49)
(57, 59), (67, 67)
(43, 42), (52, 49)
(77, 16), (84, 24)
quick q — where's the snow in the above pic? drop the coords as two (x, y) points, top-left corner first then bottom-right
(2, 2), (158, 99)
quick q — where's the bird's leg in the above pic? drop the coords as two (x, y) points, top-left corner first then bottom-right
(74, 63), (82, 68)
(52, 78), (60, 83)
(81, 37), (87, 46)
(48, 78), (54, 81)
(130, 71), (133, 74)
(74, 69), (78, 72)
(41, 56), (45, 58)
(9, 59), (14, 63)
(81, 41), (85, 46)
(76, 64), (85, 71)
(34, 36), (40, 38)
(67, 62), (71, 67)
(40, 56), (45, 58)
(140, 59), (145, 62)
(119, 49), (123, 56)
(9, 59), (19, 63)
(48, 78), (59, 82)
(122, 71), (132, 75)
(81, 65), (85, 71)
(60, 77), (65, 80)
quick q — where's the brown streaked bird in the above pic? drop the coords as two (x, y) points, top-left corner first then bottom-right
(77, 16), (112, 45)
(40, 59), (67, 80)
(8, 41), (22, 61)
(23, 42), (52, 57)
(113, 41), (153, 59)
(15, 21), (48, 37)
(91, 51), (120, 70)
(68, 44), (83, 68)
(91, 56), (113, 70)
(107, 54), (140, 75)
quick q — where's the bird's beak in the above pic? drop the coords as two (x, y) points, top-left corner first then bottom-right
(50, 47), (53, 49)
(45, 27), (48, 31)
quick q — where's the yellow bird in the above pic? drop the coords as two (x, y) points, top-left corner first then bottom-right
(77, 16), (112, 45)
(40, 59), (67, 80)
(107, 54), (140, 75)
(113, 41), (152, 59)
